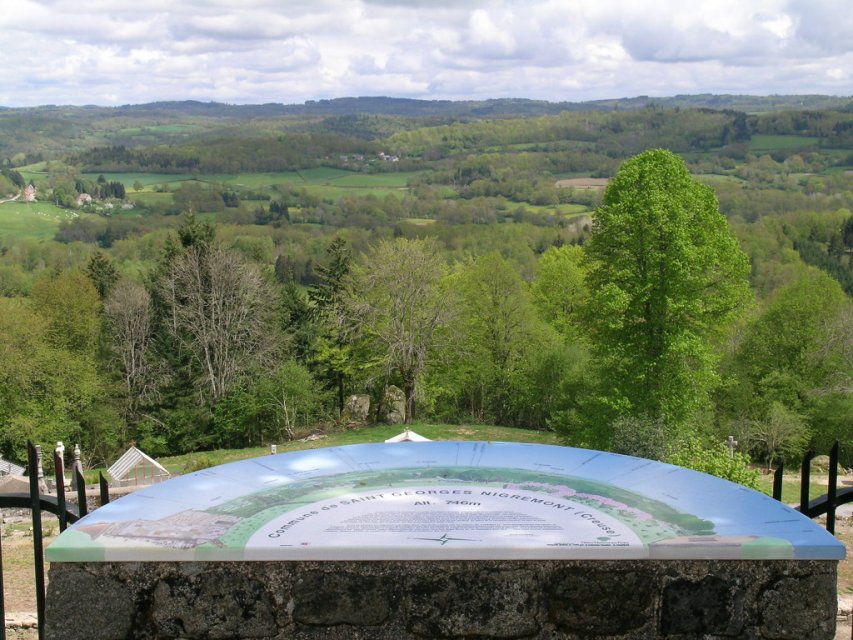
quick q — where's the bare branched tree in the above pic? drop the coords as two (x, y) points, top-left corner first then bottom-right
(104, 279), (162, 415)
(159, 244), (277, 401)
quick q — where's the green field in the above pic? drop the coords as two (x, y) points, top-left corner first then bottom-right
(129, 191), (177, 206)
(552, 171), (600, 180)
(297, 167), (355, 182)
(749, 134), (819, 152)
(301, 183), (405, 200)
(202, 171), (302, 189)
(0, 201), (90, 240)
(82, 172), (196, 187)
(518, 203), (589, 216)
(330, 172), (416, 188)
(86, 169), (421, 201)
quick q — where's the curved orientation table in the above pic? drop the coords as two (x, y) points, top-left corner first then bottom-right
(47, 441), (845, 562)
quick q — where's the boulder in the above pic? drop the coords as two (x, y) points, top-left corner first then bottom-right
(340, 394), (370, 427)
(810, 455), (847, 475)
(378, 385), (406, 424)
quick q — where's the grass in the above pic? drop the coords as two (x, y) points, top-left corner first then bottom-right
(129, 191), (177, 206)
(330, 172), (416, 188)
(81, 172), (196, 187)
(754, 473), (828, 505)
(67, 169), (420, 209)
(1, 514), (59, 613)
(302, 184), (405, 200)
(514, 203), (589, 216)
(201, 172), (300, 189)
(0, 201), (89, 240)
(749, 134), (819, 152)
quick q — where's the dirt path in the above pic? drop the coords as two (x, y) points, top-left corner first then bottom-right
(0, 194), (20, 204)
(2, 532), (56, 612)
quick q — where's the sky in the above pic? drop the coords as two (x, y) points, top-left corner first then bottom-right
(1, 0), (851, 108)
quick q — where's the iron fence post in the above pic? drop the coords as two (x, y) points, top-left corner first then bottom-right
(75, 463), (88, 518)
(772, 463), (783, 502)
(99, 472), (110, 506)
(54, 451), (68, 533)
(27, 442), (46, 640)
(827, 441), (838, 535)
(799, 449), (814, 517)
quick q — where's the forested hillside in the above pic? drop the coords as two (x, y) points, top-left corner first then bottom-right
(0, 96), (850, 474)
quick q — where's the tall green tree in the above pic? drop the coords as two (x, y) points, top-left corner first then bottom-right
(0, 298), (112, 463)
(726, 268), (852, 464)
(213, 360), (331, 447)
(531, 245), (589, 342)
(446, 252), (548, 424)
(308, 237), (357, 414)
(139, 214), (278, 452)
(309, 237), (351, 312)
(86, 250), (119, 299)
(345, 238), (451, 422)
(29, 270), (102, 355)
(584, 149), (750, 431)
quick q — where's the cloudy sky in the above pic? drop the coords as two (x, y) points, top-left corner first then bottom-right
(1, 0), (851, 107)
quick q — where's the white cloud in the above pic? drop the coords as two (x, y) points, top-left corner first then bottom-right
(0, 0), (849, 107)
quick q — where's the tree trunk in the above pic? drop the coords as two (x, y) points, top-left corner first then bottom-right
(403, 378), (416, 424)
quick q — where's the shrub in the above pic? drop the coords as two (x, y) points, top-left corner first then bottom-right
(610, 416), (673, 461)
(668, 439), (760, 489)
(182, 453), (216, 473)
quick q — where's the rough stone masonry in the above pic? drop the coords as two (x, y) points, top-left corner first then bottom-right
(46, 558), (838, 639)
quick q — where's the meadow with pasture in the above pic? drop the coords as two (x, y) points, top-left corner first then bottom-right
(0, 201), (91, 240)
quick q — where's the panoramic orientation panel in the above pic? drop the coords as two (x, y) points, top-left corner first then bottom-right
(47, 442), (845, 562)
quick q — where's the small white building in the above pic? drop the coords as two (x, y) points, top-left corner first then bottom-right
(108, 447), (170, 488)
(0, 455), (25, 476)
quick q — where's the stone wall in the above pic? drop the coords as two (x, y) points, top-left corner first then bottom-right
(46, 559), (838, 639)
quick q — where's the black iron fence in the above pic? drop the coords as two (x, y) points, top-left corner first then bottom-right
(0, 440), (849, 639)
(0, 441), (109, 640)
(774, 441), (853, 535)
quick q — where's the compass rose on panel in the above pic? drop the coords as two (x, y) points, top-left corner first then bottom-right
(410, 533), (480, 545)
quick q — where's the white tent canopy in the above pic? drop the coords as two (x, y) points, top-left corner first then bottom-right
(384, 428), (431, 443)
